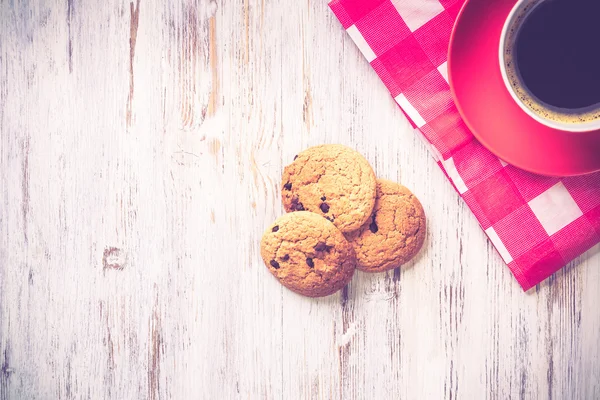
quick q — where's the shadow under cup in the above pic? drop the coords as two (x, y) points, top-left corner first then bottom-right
(500, 0), (600, 132)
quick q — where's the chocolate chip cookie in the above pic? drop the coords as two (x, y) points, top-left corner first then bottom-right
(260, 211), (356, 297)
(345, 179), (426, 272)
(281, 145), (377, 233)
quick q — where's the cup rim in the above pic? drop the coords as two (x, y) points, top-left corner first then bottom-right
(498, 0), (600, 133)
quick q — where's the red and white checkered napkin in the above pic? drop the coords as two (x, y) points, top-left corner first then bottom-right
(329, 0), (600, 290)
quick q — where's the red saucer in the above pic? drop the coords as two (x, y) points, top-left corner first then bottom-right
(448, 0), (600, 177)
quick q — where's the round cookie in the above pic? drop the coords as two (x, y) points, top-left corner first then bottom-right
(281, 144), (377, 233)
(260, 211), (356, 297)
(345, 179), (426, 272)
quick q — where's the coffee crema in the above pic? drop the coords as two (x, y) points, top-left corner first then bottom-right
(503, 0), (600, 125)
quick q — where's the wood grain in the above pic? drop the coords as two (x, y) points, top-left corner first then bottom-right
(1, 0), (599, 398)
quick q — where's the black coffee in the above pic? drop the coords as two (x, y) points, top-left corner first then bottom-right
(516, 0), (600, 110)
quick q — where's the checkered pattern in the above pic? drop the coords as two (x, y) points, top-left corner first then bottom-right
(330, 0), (600, 290)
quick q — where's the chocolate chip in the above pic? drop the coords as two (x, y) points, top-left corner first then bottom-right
(321, 196), (326, 201)
(314, 242), (333, 252)
(314, 242), (327, 252)
(283, 182), (292, 191)
(270, 260), (280, 269)
(294, 155), (298, 160)
(306, 257), (314, 268)
(369, 221), (378, 233)
(290, 196), (303, 211)
(272, 225), (279, 232)
(320, 202), (330, 213)
(282, 254), (290, 261)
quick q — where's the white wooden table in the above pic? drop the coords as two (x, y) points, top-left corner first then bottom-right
(2, 1), (600, 399)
